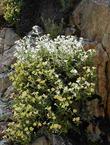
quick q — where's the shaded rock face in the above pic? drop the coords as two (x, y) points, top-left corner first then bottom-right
(0, 140), (8, 145)
(16, 0), (82, 36)
(0, 28), (19, 143)
(82, 40), (110, 144)
(71, 0), (110, 141)
(50, 134), (72, 145)
(31, 135), (72, 145)
(31, 136), (49, 145)
(0, 95), (12, 143)
(72, 0), (110, 118)
(16, 0), (62, 36)
(0, 28), (19, 93)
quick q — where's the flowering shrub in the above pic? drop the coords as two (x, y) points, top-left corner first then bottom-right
(2, 0), (22, 23)
(6, 27), (96, 144)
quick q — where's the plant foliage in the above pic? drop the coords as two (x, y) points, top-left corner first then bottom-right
(6, 26), (96, 144)
(2, 0), (22, 24)
(59, 0), (73, 11)
(42, 18), (64, 38)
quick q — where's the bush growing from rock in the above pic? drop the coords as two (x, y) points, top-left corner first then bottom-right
(2, 0), (22, 24)
(5, 27), (96, 144)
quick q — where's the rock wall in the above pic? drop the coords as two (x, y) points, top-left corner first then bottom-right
(71, 0), (110, 141)
(0, 28), (19, 144)
(72, 0), (110, 42)
(30, 134), (72, 145)
(0, 28), (19, 94)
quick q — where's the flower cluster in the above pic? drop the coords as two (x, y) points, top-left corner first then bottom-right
(2, 0), (22, 23)
(14, 28), (83, 60)
(6, 26), (96, 145)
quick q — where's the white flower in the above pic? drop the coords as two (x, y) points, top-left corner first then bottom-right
(70, 69), (78, 74)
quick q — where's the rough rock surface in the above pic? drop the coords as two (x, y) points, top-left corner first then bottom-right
(0, 140), (8, 145)
(72, 0), (110, 119)
(31, 136), (50, 145)
(74, 1), (110, 138)
(50, 134), (72, 145)
(0, 28), (19, 144)
(31, 135), (72, 145)
(72, 0), (110, 42)
(0, 28), (19, 93)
